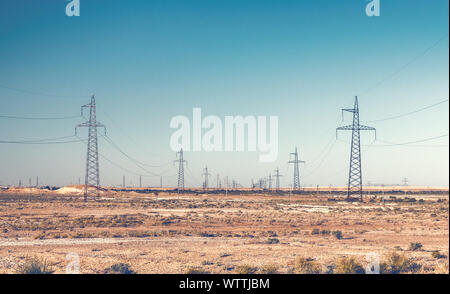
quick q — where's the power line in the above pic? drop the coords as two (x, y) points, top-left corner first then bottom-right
(363, 98), (449, 123)
(76, 135), (175, 179)
(104, 135), (171, 168)
(0, 83), (88, 99)
(359, 34), (448, 96)
(103, 135), (173, 176)
(0, 135), (78, 144)
(373, 134), (449, 147)
(0, 114), (81, 120)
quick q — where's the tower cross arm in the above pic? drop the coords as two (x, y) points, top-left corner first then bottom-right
(336, 125), (353, 139)
(342, 108), (356, 113)
(359, 124), (377, 139)
(358, 125), (376, 131)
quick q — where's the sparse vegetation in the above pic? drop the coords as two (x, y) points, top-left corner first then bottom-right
(236, 265), (258, 274)
(0, 190), (447, 274)
(104, 263), (136, 274)
(431, 250), (446, 259)
(409, 242), (423, 251)
(185, 267), (210, 274)
(260, 264), (279, 274)
(16, 257), (53, 274)
(266, 238), (280, 244)
(334, 257), (364, 274)
(332, 230), (343, 240)
(295, 257), (321, 274)
(380, 252), (420, 274)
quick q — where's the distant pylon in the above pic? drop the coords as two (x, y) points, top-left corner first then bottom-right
(274, 167), (283, 191)
(267, 174), (273, 191)
(217, 174), (221, 189)
(139, 175), (142, 188)
(336, 96), (376, 201)
(76, 94), (106, 202)
(174, 149), (186, 190)
(202, 166), (211, 189)
(402, 178), (409, 186)
(288, 147), (305, 190)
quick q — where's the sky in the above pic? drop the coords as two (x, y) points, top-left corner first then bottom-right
(0, 0), (448, 188)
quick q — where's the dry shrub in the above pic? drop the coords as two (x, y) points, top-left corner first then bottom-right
(334, 257), (365, 274)
(185, 266), (210, 274)
(104, 263), (136, 274)
(260, 264), (278, 274)
(431, 250), (446, 259)
(16, 257), (53, 274)
(408, 242), (423, 251)
(236, 265), (258, 274)
(295, 257), (321, 274)
(380, 252), (420, 274)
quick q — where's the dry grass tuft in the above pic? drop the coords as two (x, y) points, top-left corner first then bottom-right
(334, 257), (365, 274)
(295, 257), (321, 274)
(16, 257), (53, 274)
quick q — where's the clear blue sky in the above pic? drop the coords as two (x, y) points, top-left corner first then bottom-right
(0, 0), (448, 187)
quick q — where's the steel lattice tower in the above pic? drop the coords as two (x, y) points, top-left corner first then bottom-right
(174, 149), (186, 190)
(202, 166), (211, 189)
(76, 94), (106, 202)
(274, 167), (283, 191)
(288, 147), (305, 190)
(336, 96), (376, 201)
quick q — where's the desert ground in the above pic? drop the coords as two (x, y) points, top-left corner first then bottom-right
(0, 186), (448, 274)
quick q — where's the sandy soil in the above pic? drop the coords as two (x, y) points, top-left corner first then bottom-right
(0, 189), (448, 274)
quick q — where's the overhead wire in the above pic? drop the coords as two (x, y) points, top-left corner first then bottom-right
(0, 83), (88, 99)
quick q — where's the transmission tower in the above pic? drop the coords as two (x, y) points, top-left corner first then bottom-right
(288, 147), (305, 190)
(174, 148), (187, 190)
(336, 96), (376, 201)
(216, 174), (221, 189)
(402, 178), (409, 186)
(202, 166), (211, 189)
(267, 174), (273, 191)
(75, 94), (106, 202)
(274, 167), (283, 191)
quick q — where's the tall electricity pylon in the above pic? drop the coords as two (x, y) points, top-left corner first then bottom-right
(288, 147), (305, 190)
(76, 94), (106, 202)
(274, 167), (283, 191)
(336, 96), (376, 201)
(202, 166), (211, 189)
(174, 149), (186, 191)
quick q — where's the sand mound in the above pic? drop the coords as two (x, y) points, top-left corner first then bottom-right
(56, 185), (84, 195)
(56, 185), (107, 195)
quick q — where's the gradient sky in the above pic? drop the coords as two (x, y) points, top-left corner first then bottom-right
(0, 0), (448, 188)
